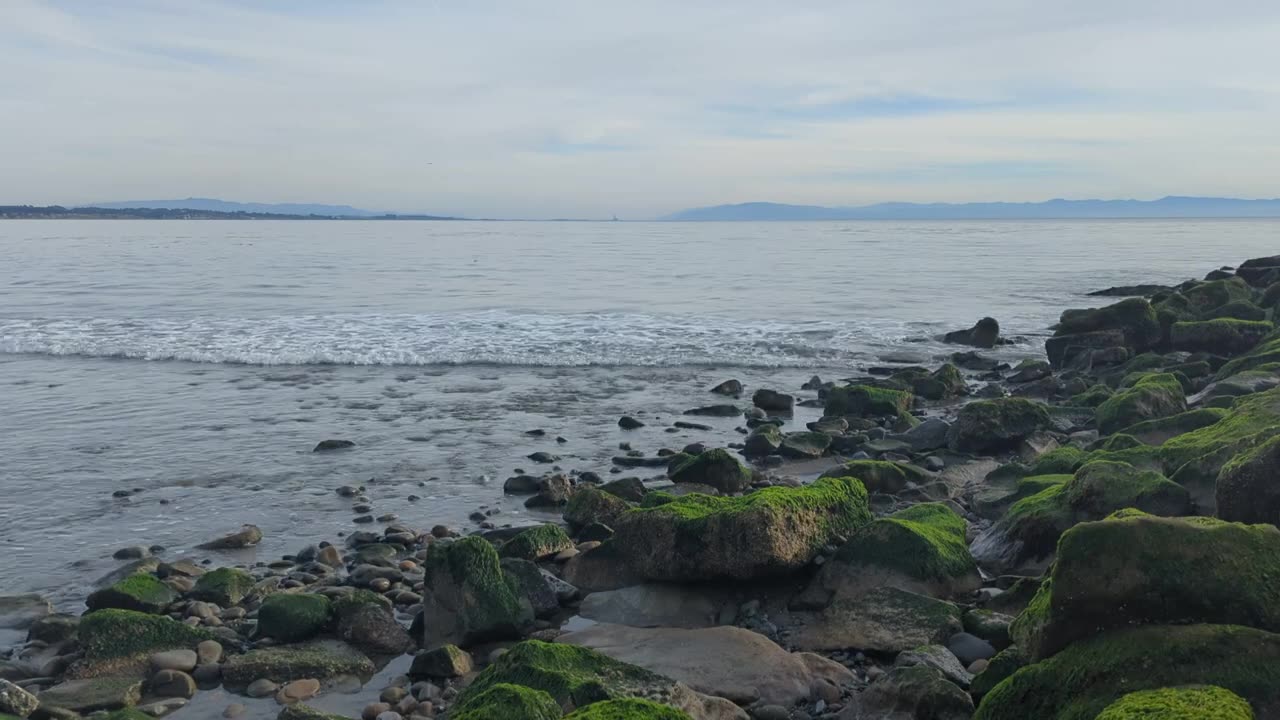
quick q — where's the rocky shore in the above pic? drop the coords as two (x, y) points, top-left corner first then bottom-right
(5, 254), (1280, 720)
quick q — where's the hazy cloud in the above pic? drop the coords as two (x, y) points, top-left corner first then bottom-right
(3, 0), (1279, 217)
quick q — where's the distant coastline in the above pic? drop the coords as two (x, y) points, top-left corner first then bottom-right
(0, 205), (463, 221)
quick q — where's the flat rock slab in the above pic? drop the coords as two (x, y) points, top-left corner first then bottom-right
(578, 584), (724, 629)
(558, 623), (854, 707)
(792, 587), (963, 654)
(38, 677), (144, 712)
(222, 640), (374, 686)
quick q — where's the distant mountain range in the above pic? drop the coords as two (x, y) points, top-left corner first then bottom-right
(86, 197), (384, 216)
(663, 196), (1280, 221)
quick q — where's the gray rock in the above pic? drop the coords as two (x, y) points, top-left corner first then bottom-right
(38, 677), (143, 713)
(151, 669), (197, 699)
(891, 418), (951, 452)
(579, 584), (721, 629)
(895, 644), (973, 689)
(314, 439), (355, 452)
(0, 679), (39, 717)
(752, 389), (795, 413)
(793, 587), (963, 655)
(196, 525), (263, 550)
(246, 678), (278, 697)
(618, 416), (646, 430)
(844, 665), (973, 720)
(710, 379), (744, 397)
(151, 649), (198, 672)
(946, 631), (996, 666)
(197, 640), (224, 665)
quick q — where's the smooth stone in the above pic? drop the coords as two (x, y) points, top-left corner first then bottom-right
(947, 631), (996, 665)
(151, 669), (197, 699)
(276, 678), (321, 704)
(197, 640), (224, 665)
(578, 583), (721, 629)
(246, 678), (279, 698)
(151, 649), (198, 672)
(223, 704), (247, 718)
(196, 525), (263, 550)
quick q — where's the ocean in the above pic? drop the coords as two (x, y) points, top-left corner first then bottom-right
(2, 218), (1276, 608)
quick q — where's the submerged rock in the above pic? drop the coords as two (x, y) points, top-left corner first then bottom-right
(313, 439), (355, 452)
(752, 389), (795, 413)
(709, 379), (743, 397)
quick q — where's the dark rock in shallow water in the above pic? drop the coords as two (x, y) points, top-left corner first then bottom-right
(684, 404), (741, 417)
(674, 420), (711, 430)
(313, 439), (355, 452)
(1087, 283), (1174, 297)
(610, 455), (669, 468)
(503, 474), (540, 494)
(751, 388), (794, 413)
(527, 451), (559, 464)
(942, 317), (1000, 349)
(668, 448), (751, 493)
(951, 351), (1001, 371)
(709, 379), (743, 396)
(617, 416), (645, 430)
(196, 525), (263, 550)
(524, 474), (573, 508)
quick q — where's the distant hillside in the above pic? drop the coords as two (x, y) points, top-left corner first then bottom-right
(664, 197), (1280, 221)
(86, 197), (381, 216)
(0, 205), (460, 220)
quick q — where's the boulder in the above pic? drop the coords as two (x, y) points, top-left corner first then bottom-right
(1053, 298), (1161, 353)
(222, 640), (375, 685)
(603, 477), (871, 582)
(819, 460), (929, 494)
(526, 474), (574, 508)
(779, 431), (831, 459)
(73, 609), (214, 677)
(825, 386), (913, 418)
(86, 573), (176, 614)
(709, 379), (743, 397)
(333, 590), (410, 655)
(257, 594), (332, 643)
(743, 425), (783, 458)
(841, 665), (972, 720)
(1010, 514), (1280, 660)
(501, 525), (575, 561)
(943, 317), (1000, 349)
(1045, 329), (1127, 369)
(618, 416), (645, 430)
(667, 449), (751, 494)
(409, 644), (473, 679)
(1236, 254), (1280, 286)
(453, 640), (747, 720)
(971, 461), (1191, 574)
(501, 558), (562, 619)
(0, 678), (38, 717)
(37, 677), (143, 713)
(752, 389), (795, 413)
(190, 567), (256, 607)
(972, 624), (1280, 720)
(451, 683), (562, 720)
(420, 536), (533, 646)
(599, 477), (647, 502)
(0, 595), (50, 630)
(1096, 373), (1187, 435)
(564, 487), (630, 531)
(559, 623), (853, 707)
(895, 644), (974, 689)
(1094, 686), (1254, 720)
(1217, 433), (1280, 525)
(684, 404), (741, 417)
(803, 503), (979, 605)
(891, 418), (952, 453)
(947, 399), (1051, 454)
(793, 587), (963, 654)
(969, 645), (1027, 698)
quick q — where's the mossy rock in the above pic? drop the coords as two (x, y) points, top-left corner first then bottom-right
(1171, 319), (1273, 356)
(1209, 300), (1269, 322)
(819, 459), (928, 493)
(1215, 333), (1280, 379)
(36, 677), (143, 713)
(856, 665), (975, 718)
(222, 639), (375, 685)
(189, 567), (256, 607)
(809, 503), (978, 601)
(564, 699), (693, 720)
(1096, 373), (1186, 435)
(779, 431), (831, 459)
(565, 488), (630, 531)
(1070, 384), (1115, 408)
(1029, 446), (1087, 475)
(973, 624), (1280, 720)
(742, 424), (783, 458)
(84, 573), (176, 614)
(502, 525), (575, 561)
(964, 608), (1015, 650)
(277, 705), (356, 720)
(970, 644), (1026, 697)
(971, 461), (1190, 574)
(1094, 686), (1255, 720)
(971, 474), (1071, 521)
(667, 448), (750, 494)
(102, 710), (154, 720)
(331, 589), (409, 655)
(909, 363), (968, 400)
(1010, 514), (1280, 660)
(794, 586), (963, 654)
(410, 643), (474, 679)
(453, 683), (564, 720)
(422, 536), (533, 646)
(1118, 407), (1229, 445)
(75, 609), (214, 673)
(1055, 298), (1161, 351)
(456, 640), (683, 713)
(1217, 433), (1280, 525)
(824, 385), (913, 418)
(257, 593), (332, 643)
(1182, 277), (1255, 315)
(605, 476), (871, 581)
(947, 398), (1051, 454)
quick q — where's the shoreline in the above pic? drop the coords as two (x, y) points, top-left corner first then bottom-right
(4, 254), (1280, 719)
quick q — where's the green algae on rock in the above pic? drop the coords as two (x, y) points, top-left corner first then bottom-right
(256, 593), (332, 643)
(222, 639), (375, 685)
(1094, 686), (1255, 720)
(974, 624), (1280, 720)
(502, 524), (575, 561)
(84, 573), (176, 614)
(277, 705), (356, 720)
(969, 645), (1027, 698)
(666, 448), (751, 494)
(605, 476), (871, 581)
(1171, 318), (1273, 355)
(565, 487), (631, 531)
(74, 609), (214, 676)
(564, 698), (693, 719)
(422, 535), (533, 646)
(824, 385), (913, 418)
(947, 398), (1051, 453)
(818, 459), (929, 493)
(1096, 373), (1186, 435)
(452, 683), (564, 720)
(1217, 433), (1280, 525)
(189, 567), (256, 607)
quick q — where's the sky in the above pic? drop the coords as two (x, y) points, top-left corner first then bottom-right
(3, 1), (1280, 219)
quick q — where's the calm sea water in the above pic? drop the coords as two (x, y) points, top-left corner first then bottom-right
(1, 218), (1276, 607)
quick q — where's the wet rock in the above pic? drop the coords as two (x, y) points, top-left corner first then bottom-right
(895, 644), (973, 689)
(578, 583), (720, 629)
(668, 448), (751, 493)
(86, 573), (177, 614)
(710, 379), (744, 397)
(409, 645), (473, 679)
(752, 389), (795, 413)
(564, 487), (629, 531)
(246, 678), (279, 697)
(524, 474), (573, 508)
(843, 665), (972, 720)
(527, 451), (560, 464)
(276, 678), (321, 704)
(618, 416), (646, 430)
(0, 595), (52, 630)
(223, 641), (375, 685)
(151, 649), (198, 672)
(945, 632), (995, 666)
(598, 477), (646, 503)
(420, 537), (532, 646)
(684, 404), (741, 417)
(946, 398), (1051, 454)
(794, 587), (962, 654)
(313, 439), (355, 452)
(37, 677), (143, 713)
(0, 679), (38, 717)
(191, 567), (256, 607)
(196, 525), (264, 550)
(334, 591), (411, 656)
(942, 317), (1000, 349)
(779, 431), (832, 459)
(151, 669), (197, 698)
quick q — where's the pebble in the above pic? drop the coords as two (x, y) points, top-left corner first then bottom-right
(363, 703), (391, 720)
(151, 649), (198, 672)
(968, 658), (990, 674)
(277, 678), (321, 704)
(246, 678), (279, 698)
(370, 578), (392, 592)
(223, 704), (246, 719)
(376, 713), (403, 720)
(381, 687), (409, 703)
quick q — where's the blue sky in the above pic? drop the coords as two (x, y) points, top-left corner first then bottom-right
(3, 0), (1279, 218)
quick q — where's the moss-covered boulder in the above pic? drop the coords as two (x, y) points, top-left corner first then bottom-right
(1119, 407), (1228, 445)
(332, 589), (410, 655)
(1028, 446), (1087, 475)
(222, 639), (375, 685)
(905, 363), (969, 400)
(805, 503), (979, 603)
(1215, 333), (1280, 379)
(970, 645), (1027, 698)
(943, 317), (1001, 348)
(1070, 384), (1115, 408)
(189, 567), (255, 607)
(36, 677), (143, 713)
(85, 574), (176, 614)
(257, 593), (332, 643)
(1183, 277), (1255, 315)
(503, 525), (575, 561)
(947, 398), (1052, 454)
(1210, 300), (1269, 322)
(603, 476), (871, 582)
(818, 460), (929, 493)
(72, 609), (213, 677)
(565, 487), (630, 531)
(1096, 373), (1186, 435)
(1217, 434), (1280, 525)
(853, 665), (975, 719)
(971, 461), (1191, 573)
(1094, 686), (1254, 720)
(453, 683), (563, 720)
(1171, 319), (1273, 356)
(421, 536), (533, 646)
(667, 449), (750, 494)
(973, 624), (1280, 720)
(454, 640), (737, 719)
(564, 699), (693, 719)
(971, 474), (1072, 522)
(778, 431), (831, 459)
(1055, 298), (1161, 351)
(964, 608), (1014, 650)
(824, 385), (913, 418)
(1010, 514), (1280, 660)
(742, 424), (783, 458)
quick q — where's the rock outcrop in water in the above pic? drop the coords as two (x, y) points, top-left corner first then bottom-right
(11, 254), (1280, 720)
